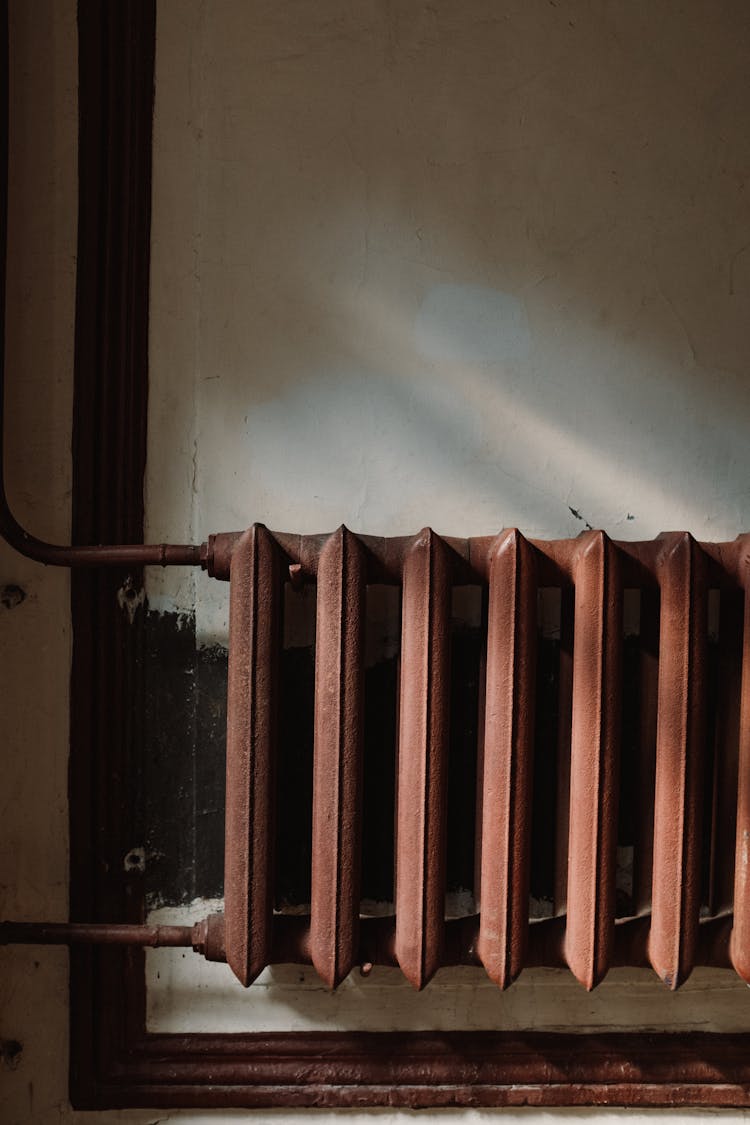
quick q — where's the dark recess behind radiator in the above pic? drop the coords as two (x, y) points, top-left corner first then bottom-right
(137, 608), (572, 913)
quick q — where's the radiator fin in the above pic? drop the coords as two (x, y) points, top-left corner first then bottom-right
(565, 531), (622, 990)
(310, 527), (367, 988)
(649, 532), (707, 989)
(395, 529), (452, 989)
(224, 524), (281, 986)
(219, 527), (747, 991)
(477, 529), (537, 988)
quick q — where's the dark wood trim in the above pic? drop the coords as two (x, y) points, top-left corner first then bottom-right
(69, 0), (155, 1107)
(67, 0), (750, 1110)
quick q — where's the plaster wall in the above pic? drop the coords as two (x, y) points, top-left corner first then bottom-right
(3, 0), (750, 1122)
(146, 0), (750, 647)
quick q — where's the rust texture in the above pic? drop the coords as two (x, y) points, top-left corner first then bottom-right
(224, 526), (282, 985)
(477, 529), (537, 987)
(649, 533), (708, 988)
(0, 917), (224, 960)
(633, 583), (659, 912)
(565, 531), (622, 989)
(554, 585), (574, 915)
(310, 527), (367, 987)
(394, 530), (452, 989)
(71, 1028), (750, 1110)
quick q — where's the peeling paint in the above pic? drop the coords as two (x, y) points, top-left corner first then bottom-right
(117, 576), (145, 623)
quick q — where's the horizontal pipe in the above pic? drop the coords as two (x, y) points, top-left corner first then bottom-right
(0, 914), (228, 962)
(0, 920), (194, 947)
(0, 514), (204, 567)
(205, 528), (750, 588)
(0, 914), (734, 978)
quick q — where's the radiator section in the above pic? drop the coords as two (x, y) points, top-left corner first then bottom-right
(649, 533), (707, 989)
(310, 528), (367, 988)
(477, 529), (536, 988)
(224, 525), (282, 986)
(565, 531), (622, 990)
(395, 530), (452, 989)
(221, 526), (750, 991)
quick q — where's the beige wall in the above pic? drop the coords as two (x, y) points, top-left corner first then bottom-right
(3, 0), (750, 1120)
(0, 1), (77, 1122)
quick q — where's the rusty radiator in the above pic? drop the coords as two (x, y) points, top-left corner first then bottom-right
(3, 522), (750, 991)
(211, 525), (750, 992)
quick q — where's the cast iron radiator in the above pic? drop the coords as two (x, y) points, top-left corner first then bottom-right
(202, 525), (750, 993)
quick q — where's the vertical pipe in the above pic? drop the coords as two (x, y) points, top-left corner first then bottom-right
(565, 531), (622, 990)
(310, 527), (366, 988)
(395, 529), (451, 989)
(224, 525), (281, 986)
(633, 585), (659, 913)
(649, 532), (707, 989)
(477, 530), (537, 988)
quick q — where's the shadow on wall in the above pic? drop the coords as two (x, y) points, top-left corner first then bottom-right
(148, 0), (750, 555)
(5, 0), (74, 542)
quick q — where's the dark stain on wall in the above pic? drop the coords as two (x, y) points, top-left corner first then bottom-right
(135, 600), (731, 923)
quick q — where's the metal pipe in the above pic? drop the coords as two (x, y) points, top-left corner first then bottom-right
(0, 7), (202, 569)
(0, 915), (226, 961)
(0, 920), (194, 947)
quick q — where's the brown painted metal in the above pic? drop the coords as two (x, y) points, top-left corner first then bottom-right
(395, 529), (452, 989)
(205, 528), (750, 587)
(633, 584), (659, 912)
(17, 516), (750, 994)
(0, 512), (202, 565)
(649, 532), (708, 989)
(224, 525), (282, 986)
(213, 523), (750, 994)
(554, 585), (574, 915)
(477, 529), (536, 987)
(0, 918), (224, 957)
(310, 527), (367, 988)
(57, 487), (750, 1110)
(709, 586), (742, 915)
(0, 922), (189, 946)
(3, 912), (738, 972)
(565, 531), (622, 989)
(731, 536), (750, 980)
(44, 521), (750, 991)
